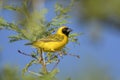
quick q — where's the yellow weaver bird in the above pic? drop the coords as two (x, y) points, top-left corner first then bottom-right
(26, 26), (72, 52)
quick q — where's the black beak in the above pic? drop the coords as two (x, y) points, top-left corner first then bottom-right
(67, 28), (72, 32)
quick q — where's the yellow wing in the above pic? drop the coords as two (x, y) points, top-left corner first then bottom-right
(25, 34), (64, 45)
(37, 34), (64, 42)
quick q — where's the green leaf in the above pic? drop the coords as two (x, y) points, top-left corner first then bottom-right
(39, 68), (59, 80)
(9, 35), (23, 43)
(0, 17), (7, 29)
(69, 32), (83, 45)
(22, 60), (37, 75)
(4, 6), (20, 11)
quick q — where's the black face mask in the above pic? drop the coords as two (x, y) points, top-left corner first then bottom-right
(62, 27), (72, 36)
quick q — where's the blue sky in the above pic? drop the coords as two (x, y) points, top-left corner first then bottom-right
(0, 1), (120, 80)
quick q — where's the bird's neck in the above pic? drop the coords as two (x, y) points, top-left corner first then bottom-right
(63, 34), (68, 43)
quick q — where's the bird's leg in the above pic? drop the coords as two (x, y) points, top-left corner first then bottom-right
(38, 48), (48, 74)
(38, 48), (43, 63)
(42, 51), (46, 65)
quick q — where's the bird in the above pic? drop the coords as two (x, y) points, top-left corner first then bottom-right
(25, 26), (72, 52)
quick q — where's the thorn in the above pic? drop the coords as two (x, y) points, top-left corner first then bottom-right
(68, 53), (80, 59)
(18, 50), (31, 56)
(52, 59), (60, 71)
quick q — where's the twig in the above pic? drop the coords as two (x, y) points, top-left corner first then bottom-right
(28, 70), (42, 76)
(18, 50), (38, 60)
(50, 54), (59, 60)
(18, 50), (31, 56)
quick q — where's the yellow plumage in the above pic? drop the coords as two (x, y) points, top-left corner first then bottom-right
(26, 26), (72, 52)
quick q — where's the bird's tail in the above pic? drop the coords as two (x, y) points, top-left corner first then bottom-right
(24, 42), (33, 45)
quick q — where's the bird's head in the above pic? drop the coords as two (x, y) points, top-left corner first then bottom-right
(57, 26), (72, 37)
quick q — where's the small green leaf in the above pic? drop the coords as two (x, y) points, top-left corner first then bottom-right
(66, 77), (71, 80)
(9, 35), (22, 43)
(39, 68), (59, 80)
